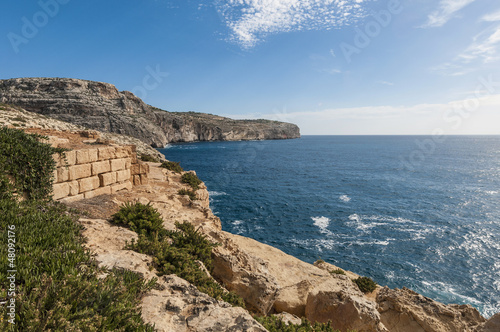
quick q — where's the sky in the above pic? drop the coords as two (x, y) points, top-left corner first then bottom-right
(1, 0), (500, 135)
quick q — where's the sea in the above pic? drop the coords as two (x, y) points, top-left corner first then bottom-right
(158, 135), (500, 318)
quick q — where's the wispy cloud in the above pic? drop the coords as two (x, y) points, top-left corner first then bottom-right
(377, 80), (394, 86)
(432, 24), (500, 75)
(215, 0), (370, 49)
(481, 9), (500, 22)
(421, 0), (477, 28)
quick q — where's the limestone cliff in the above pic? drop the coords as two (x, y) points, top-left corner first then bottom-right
(0, 77), (300, 147)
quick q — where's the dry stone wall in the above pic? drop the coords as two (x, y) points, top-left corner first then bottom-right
(52, 145), (149, 202)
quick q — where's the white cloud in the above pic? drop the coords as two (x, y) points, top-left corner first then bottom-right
(481, 9), (500, 22)
(215, 0), (370, 49)
(421, 0), (477, 28)
(432, 25), (500, 75)
(377, 80), (394, 86)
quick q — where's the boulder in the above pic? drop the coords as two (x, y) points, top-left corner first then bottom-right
(377, 287), (486, 332)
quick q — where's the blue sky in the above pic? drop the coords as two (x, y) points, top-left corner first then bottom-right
(1, 0), (500, 135)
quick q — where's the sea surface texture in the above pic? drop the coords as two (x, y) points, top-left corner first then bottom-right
(159, 135), (500, 317)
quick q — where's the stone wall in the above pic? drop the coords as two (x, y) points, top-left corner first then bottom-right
(52, 145), (149, 203)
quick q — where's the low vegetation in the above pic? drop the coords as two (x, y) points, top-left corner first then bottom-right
(330, 269), (346, 275)
(354, 276), (377, 293)
(161, 161), (183, 173)
(111, 202), (245, 308)
(140, 154), (159, 163)
(0, 127), (154, 331)
(178, 188), (198, 200)
(181, 172), (202, 190)
(255, 316), (343, 332)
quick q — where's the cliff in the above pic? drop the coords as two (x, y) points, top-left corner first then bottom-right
(0, 77), (300, 147)
(2, 107), (499, 331)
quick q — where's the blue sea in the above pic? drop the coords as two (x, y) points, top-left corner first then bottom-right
(158, 135), (500, 318)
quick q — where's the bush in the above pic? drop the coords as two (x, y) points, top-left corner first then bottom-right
(181, 172), (202, 190)
(140, 154), (159, 163)
(354, 276), (377, 293)
(161, 161), (183, 173)
(330, 269), (346, 275)
(178, 188), (198, 200)
(0, 200), (155, 331)
(110, 202), (165, 238)
(121, 215), (245, 308)
(254, 316), (341, 332)
(0, 127), (66, 200)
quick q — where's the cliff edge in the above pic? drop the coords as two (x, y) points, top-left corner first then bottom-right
(0, 77), (300, 147)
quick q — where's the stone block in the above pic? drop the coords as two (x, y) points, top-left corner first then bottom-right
(68, 180), (79, 196)
(116, 169), (131, 182)
(84, 186), (112, 199)
(52, 153), (61, 166)
(92, 161), (111, 175)
(53, 182), (70, 200)
(53, 168), (59, 183)
(79, 176), (100, 193)
(68, 164), (92, 180)
(110, 158), (129, 172)
(98, 147), (116, 161)
(133, 175), (141, 186)
(130, 164), (140, 175)
(76, 150), (90, 164)
(99, 172), (117, 187)
(140, 163), (150, 173)
(88, 149), (98, 162)
(140, 174), (149, 185)
(59, 194), (84, 203)
(57, 167), (70, 182)
(65, 150), (77, 166)
(111, 181), (133, 194)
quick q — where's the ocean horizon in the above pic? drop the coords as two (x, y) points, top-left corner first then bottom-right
(159, 135), (500, 318)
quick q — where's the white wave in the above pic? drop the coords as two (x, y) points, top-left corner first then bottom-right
(485, 190), (499, 195)
(421, 280), (481, 305)
(339, 195), (351, 202)
(312, 216), (330, 232)
(348, 214), (360, 222)
(232, 220), (244, 226)
(208, 191), (227, 197)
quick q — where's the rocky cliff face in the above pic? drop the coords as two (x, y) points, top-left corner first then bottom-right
(0, 77), (300, 147)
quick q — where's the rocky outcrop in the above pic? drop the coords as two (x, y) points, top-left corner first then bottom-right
(0, 77), (300, 147)
(376, 287), (486, 332)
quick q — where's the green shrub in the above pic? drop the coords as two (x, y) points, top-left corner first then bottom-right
(121, 216), (245, 308)
(315, 259), (325, 264)
(140, 154), (159, 163)
(110, 202), (165, 238)
(330, 269), (346, 275)
(178, 188), (198, 200)
(0, 127), (66, 200)
(254, 316), (341, 332)
(181, 172), (202, 190)
(0, 199), (155, 331)
(161, 161), (183, 173)
(354, 276), (377, 293)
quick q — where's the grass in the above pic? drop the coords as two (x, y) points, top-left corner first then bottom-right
(178, 188), (198, 200)
(181, 172), (202, 190)
(161, 161), (183, 173)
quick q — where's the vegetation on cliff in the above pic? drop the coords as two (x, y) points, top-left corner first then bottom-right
(0, 128), (154, 331)
(111, 202), (245, 308)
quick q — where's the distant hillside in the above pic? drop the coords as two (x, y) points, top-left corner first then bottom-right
(0, 77), (300, 147)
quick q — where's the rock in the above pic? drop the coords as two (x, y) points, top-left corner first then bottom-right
(141, 275), (267, 332)
(273, 312), (302, 326)
(305, 278), (386, 332)
(0, 77), (300, 147)
(210, 231), (280, 315)
(376, 286), (486, 332)
(482, 312), (500, 332)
